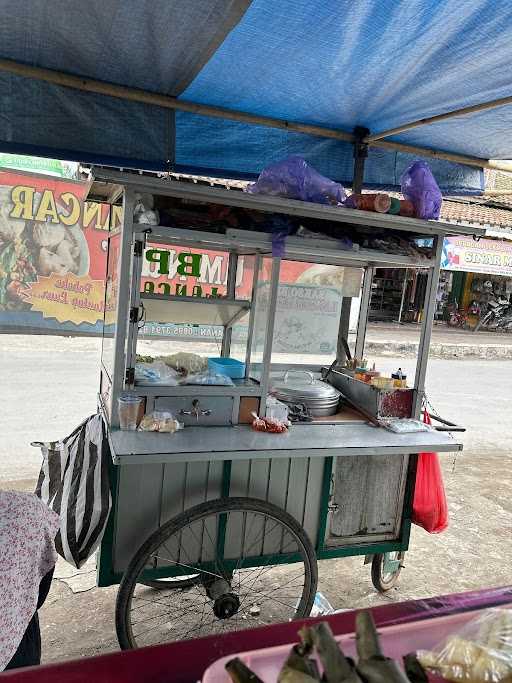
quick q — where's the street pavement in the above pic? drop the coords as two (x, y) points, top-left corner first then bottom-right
(1, 331), (511, 663)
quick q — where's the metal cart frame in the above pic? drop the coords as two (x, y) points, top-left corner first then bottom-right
(90, 169), (481, 641)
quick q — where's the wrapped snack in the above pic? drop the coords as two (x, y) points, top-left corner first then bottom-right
(251, 412), (288, 433)
(139, 411), (183, 433)
(160, 352), (208, 375)
(418, 608), (512, 683)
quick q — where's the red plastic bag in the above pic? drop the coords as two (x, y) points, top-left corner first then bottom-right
(412, 412), (449, 533)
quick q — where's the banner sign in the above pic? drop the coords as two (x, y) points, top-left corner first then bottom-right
(442, 235), (512, 277)
(0, 168), (117, 333)
(0, 169), (360, 349)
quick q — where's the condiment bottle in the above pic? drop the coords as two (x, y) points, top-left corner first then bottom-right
(392, 368), (407, 388)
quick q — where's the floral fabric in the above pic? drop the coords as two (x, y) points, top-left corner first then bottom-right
(0, 491), (59, 670)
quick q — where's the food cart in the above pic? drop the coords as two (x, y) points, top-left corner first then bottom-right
(89, 168), (481, 651)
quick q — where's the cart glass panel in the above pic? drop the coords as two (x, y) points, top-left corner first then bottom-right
(246, 256), (275, 383)
(135, 242), (254, 385)
(270, 261), (363, 368)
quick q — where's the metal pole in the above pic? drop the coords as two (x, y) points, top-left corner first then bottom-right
(221, 251), (238, 357)
(355, 266), (374, 360)
(352, 127), (370, 193)
(365, 93), (512, 143)
(336, 297), (352, 363)
(412, 237), (443, 418)
(110, 188), (136, 428)
(244, 254), (262, 378)
(259, 258), (281, 402)
(397, 268), (408, 324)
(0, 57), (508, 172)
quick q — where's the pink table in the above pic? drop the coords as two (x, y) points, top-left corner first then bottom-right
(2, 585), (511, 683)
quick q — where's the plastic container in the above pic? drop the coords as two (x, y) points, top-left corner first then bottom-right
(265, 396), (289, 423)
(371, 376), (394, 390)
(208, 357), (246, 379)
(118, 395), (143, 431)
(202, 608), (512, 683)
(354, 366), (368, 381)
(399, 199), (416, 217)
(348, 193), (391, 213)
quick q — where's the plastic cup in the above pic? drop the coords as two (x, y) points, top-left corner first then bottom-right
(118, 395), (143, 430)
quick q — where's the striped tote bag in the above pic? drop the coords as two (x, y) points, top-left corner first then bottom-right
(34, 414), (112, 568)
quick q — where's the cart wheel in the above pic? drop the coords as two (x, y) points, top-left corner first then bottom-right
(116, 497), (318, 649)
(371, 551), (405, 592)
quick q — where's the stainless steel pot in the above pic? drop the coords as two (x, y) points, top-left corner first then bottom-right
(270, 370), (341, 417)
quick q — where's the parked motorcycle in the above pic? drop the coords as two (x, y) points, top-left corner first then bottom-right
(446, 299), (469, 329)
(474, 296), (512, 332)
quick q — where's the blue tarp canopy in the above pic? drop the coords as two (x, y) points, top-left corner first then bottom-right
(1, 0), (512, 193)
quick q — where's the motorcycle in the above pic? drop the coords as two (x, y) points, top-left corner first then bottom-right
(474, 296), (512, 332)
(446, 299), (469, 329)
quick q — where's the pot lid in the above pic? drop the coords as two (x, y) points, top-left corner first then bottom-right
(271, 370), (341, 401)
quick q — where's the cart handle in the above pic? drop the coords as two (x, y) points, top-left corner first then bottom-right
(428, 414), (466, 433)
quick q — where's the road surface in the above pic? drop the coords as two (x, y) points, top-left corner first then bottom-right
(1, 334), (511, 663)
(2, 334), (510, 485)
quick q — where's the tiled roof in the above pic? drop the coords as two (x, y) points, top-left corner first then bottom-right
(440, 197), (512, 228)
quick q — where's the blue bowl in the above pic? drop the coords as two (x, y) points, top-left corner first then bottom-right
(208, 357), (246, 379)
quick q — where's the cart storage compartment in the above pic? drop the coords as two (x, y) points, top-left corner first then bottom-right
(327, 453), (408, 544)
(106, 456), (326, 578)
(154, 396), (234, 426)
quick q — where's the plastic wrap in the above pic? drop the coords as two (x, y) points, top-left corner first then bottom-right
(133, 192), (160, 225)
(401, 161), (442, 220)
(138, 411), (183, 433)
(381, 418), (432, 433)
(135, 361), (179, 385)
(181, 371), (235, 386)
(160, 352), (208, 375)
(418, 608), (512, 683)
(246, 156), (346, 205)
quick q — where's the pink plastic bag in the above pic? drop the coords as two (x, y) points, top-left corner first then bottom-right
(412, 412), (449, 533)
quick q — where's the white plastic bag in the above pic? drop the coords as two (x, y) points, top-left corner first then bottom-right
(418, 608), (512, 682)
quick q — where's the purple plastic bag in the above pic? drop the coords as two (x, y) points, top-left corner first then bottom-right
(401, 161), (442, 220)
(247, 156), (346, 205)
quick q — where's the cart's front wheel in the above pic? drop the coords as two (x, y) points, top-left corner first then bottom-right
(116, 497), (318, 649)
(371, 551), (405, 592)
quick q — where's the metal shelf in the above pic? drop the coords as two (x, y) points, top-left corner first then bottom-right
(140, 293), (250, 326)
(146, 225), (434, 268)
(90, 168), (485, 239)
(108, 422), (463, 465)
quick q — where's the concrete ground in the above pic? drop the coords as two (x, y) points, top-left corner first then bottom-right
(1, 330), (511, 664)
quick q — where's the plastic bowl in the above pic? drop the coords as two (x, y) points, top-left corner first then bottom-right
(208, 357), (246, 379)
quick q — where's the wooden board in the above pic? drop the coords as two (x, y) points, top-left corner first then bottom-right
(309, 406), (367, 424)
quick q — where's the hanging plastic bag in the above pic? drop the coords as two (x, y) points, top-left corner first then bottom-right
(412, 411), (449, 533)
(246, 156), (346, 205)
(401, 160), (442, 220)
(34, 414), (112, 568)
